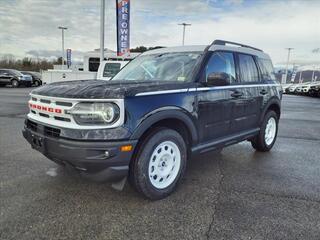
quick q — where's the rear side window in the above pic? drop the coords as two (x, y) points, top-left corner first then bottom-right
(206, 52), (236, 83)
(103, 63), (121, 78)
(258, 58), (276, 81)
(238, 54), (259, 83)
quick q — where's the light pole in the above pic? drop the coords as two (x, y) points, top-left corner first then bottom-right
(178, 23), (191, 46)
(58, 26), (68, 68)
(284, 48), (293, 83)
(311, 65), (315, 82)
(100, 0), (105, 63)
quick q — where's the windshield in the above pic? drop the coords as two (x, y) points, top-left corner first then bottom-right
(32, 72), (41, 78)
(112, 52), (202, 82)
(8, 69), (22, 76)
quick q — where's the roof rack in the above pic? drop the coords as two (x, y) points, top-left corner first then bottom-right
(212, 39), (263, 52)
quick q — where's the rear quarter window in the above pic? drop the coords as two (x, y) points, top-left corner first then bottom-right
(258, 58), (276, 81)
(238, 54), (259, 83)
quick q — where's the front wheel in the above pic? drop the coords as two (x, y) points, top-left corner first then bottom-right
(251, 111), (278, 152)
(34, 80), (41, 87)
(11, 79), (19, 88)
(129, 128), (187, 200)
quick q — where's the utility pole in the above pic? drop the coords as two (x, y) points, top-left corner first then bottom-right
(311, 65), (315, 82)
(284, 48), (294, 83)
(58, 26), (68, 68)
(299, 69), (303, 83)
(178, 23), (191, 46)
(100, 0), (105, 63)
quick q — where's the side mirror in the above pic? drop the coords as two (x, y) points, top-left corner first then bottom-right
(206, 72), (230, 86)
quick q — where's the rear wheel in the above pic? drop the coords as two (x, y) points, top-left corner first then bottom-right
(129, 128), (187, 200)
(11, 79), (19, 88)
(251, 111), (278, 152)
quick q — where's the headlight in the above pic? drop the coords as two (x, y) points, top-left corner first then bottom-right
(70, 102), (120, 125)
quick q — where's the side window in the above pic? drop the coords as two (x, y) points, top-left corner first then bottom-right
(258, 58), (276, 81)
(206, 52), (236, 83)
(88, 58), (100, 72)
(238, 54), (259, 83)
(103, 63), (121, 78)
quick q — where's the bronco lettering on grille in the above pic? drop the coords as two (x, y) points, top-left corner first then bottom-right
(29, 103), (62, 114)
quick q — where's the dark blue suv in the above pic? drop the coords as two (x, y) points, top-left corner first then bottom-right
(23, 40), (282, 200)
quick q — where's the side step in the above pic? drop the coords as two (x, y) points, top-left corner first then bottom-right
(191, 128), (260, 154)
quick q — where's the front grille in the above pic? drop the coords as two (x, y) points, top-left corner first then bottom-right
(28, 94), (77, 127)
(28, 94), (123, 130)
(56, 101), (73, 107)
(40, 99), (51, 104)
(44, 126), (61, 138)
(27, 119), (38, 132)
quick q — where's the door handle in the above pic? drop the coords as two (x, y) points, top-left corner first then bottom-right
(231, 90), (243, 98)
(260, 89), (268, 95)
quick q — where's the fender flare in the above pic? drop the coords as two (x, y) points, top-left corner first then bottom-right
(260, 97), (281, 123)
(130, 107), (198, 144)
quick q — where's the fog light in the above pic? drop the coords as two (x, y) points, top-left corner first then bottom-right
(105, 151), (110, 158)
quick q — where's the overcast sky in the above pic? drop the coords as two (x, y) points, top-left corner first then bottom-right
(0, 0), (319, 66)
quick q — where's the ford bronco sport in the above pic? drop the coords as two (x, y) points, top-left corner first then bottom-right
(23, 40), (282, 200)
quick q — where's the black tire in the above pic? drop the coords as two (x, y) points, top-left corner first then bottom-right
(129, 128), (187, 200)
(11, 79), (19, 88)
(251, 111), (278, 152)
(34, 80), (40, 87)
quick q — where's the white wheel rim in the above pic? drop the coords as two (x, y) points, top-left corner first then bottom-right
(148, 141), (181, 189)
(264, 117), (277, 146)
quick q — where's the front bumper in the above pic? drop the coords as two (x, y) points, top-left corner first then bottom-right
(23, 119), (137, 182)
(21, 80), (32, 86)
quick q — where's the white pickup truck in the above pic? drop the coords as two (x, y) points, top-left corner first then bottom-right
(96, 60), (129, 80)
(42, 60), (129, 84)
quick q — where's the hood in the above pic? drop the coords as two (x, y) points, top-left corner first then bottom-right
(31, 80), (192, 99)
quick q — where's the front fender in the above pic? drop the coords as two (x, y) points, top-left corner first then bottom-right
(130, 107), (198, 144)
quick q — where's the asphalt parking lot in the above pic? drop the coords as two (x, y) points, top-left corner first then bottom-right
(1, 87), (320, 240)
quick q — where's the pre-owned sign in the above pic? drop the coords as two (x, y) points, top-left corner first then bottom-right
(66, 49), (72, 68)
(116, 0), (130, 56)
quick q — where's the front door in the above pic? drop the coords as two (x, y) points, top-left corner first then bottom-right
(0, 70), (12, 84)
(197, 51), (238, 143)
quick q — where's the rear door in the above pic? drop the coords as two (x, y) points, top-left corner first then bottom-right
(231, 53), (262, 133)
